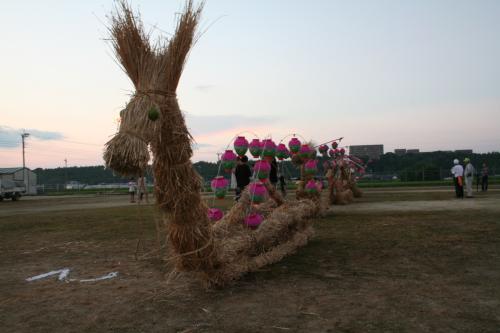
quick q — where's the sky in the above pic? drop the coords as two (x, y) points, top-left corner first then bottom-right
(1, 0), (499, 168)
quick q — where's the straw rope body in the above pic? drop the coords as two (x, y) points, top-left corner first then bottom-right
(104, 0), (323, 287)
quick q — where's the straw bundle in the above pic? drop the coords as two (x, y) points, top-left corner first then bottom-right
(106, 1), (322, 286)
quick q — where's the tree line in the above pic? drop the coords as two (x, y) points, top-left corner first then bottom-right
(33, 151), (499, 184)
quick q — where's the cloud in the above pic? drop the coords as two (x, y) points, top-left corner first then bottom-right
(192, 142), (215, 150)
(185, 114), (277, 136)
(194, 84), (216, 92)
(0, 126), (64, 148)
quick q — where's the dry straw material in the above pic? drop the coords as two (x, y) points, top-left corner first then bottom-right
(105, 0), (323, 286)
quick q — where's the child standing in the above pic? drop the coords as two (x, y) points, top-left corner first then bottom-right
(128, 178), (137, 203)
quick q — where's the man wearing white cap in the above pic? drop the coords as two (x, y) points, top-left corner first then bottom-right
(450, 159), (464, 198)
(464, 158), (475, 198)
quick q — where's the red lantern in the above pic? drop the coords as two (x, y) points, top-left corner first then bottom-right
(233, 136), (249, 157)
(211, 176), (229, 199)
(208, 208), (223, 222)
(305, 180), (319, 194)
(304, 159), (318, 176)
(221, 150), (237, 172)
(261, 139), (277, 159)
(288, 137), (301, 154)
(318, 145), (328, 154)
(276, 143), (289, 160)
(253, 160), (271, 180)
(248, 181), (268, 203)
(249, 139), (262, 158)
(244, 213), (263, 229)
(298, 144), (313, 160)
(332, 141), (338, 149)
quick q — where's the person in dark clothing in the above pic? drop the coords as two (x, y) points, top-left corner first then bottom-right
(279, 174), (286, 197)
(234, 155), (252, 201)
(481, 162), (489, 192)
(269, 158), (278, 188)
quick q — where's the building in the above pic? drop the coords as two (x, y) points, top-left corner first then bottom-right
(406, 149), (420, 154)
(394, 149), (407, 156)
(349, 145), (384, 160)
(0, 167), (37, 195)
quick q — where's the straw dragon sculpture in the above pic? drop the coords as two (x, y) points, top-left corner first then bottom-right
(104, 1), (328, 287)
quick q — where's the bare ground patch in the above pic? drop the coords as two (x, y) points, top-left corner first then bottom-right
(1, 192), (499, 332)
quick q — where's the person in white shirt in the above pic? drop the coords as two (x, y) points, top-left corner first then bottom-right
(128, 178), (137, 203)
(450, 159), (464, 199)
(463, 158), (475, 198)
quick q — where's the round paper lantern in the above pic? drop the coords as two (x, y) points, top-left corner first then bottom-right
(340, 148), (346, 155)
(328, 149), (335, 158)
(253, 160), (271, 180)
(233, 136), (249, 157)
(208, 208), (223, 222)
(249, 139), (262, 158)
(276, 143), (290, 160)
(304, 159), (318, 176)
(298, 144), (313, 160)
(305, 180), (319, 194)
(248, 181), (268, 203)
(148, 107), (159, 121)
(261, 139), (277, 158)
(318, 145), (328, 154)
(221, 150), (237, 172)
(288, 137), (301, 154)
(244, 213), (264, 229)
(211, 176), (229, 199)
(331, 141), (338, 149)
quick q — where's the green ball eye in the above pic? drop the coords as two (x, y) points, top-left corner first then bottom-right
(148, 107), (159, 121)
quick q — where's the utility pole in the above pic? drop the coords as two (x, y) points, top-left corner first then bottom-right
(21, 132), (30, 192)
(64, 158), (68, 190)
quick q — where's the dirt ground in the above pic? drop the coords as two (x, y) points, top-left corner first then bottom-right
(1, 188), (499, 332)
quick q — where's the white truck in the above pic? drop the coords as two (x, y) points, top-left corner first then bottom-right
(0, 179), (26, 201)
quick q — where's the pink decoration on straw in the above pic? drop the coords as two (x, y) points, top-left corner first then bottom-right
(244, 213), (264, 229)
(208, 208), (223, 222)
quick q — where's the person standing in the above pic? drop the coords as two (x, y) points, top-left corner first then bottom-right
(234, 156), (252, 201)
(464, 158), (475, 198)
(450, 159), (464, 199)
(269, 157), (278, 188)
(128, 178), (137, 203)
(137, 175), (149, 204)
(481, 162), (489, 192)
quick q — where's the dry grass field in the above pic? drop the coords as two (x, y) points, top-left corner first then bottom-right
(1, 188), (499, 332)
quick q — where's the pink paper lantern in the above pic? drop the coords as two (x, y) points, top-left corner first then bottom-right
(221, 150), (237, 172)
(328, 149), (335, 158)
(208, 208), (223, 222)
(234, 136), (249, 157)
(244, 213), (264, 229)
(276, 143), (290, 160)
(305, 180), (319, 194)
(249, 139), (262, 158)
(331, 141), (338, 149)
(211, 176), (229, 199)
(288, 137), (301, 154)
(253, 159), (271, 180)
(304, 159), (318, 176)
(298, 144), (313, 160)
(261, 139), (277, 158)
(340, 148), (346, 155)
(248, 181), (268, 203)
(318, 145), (328, 154)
